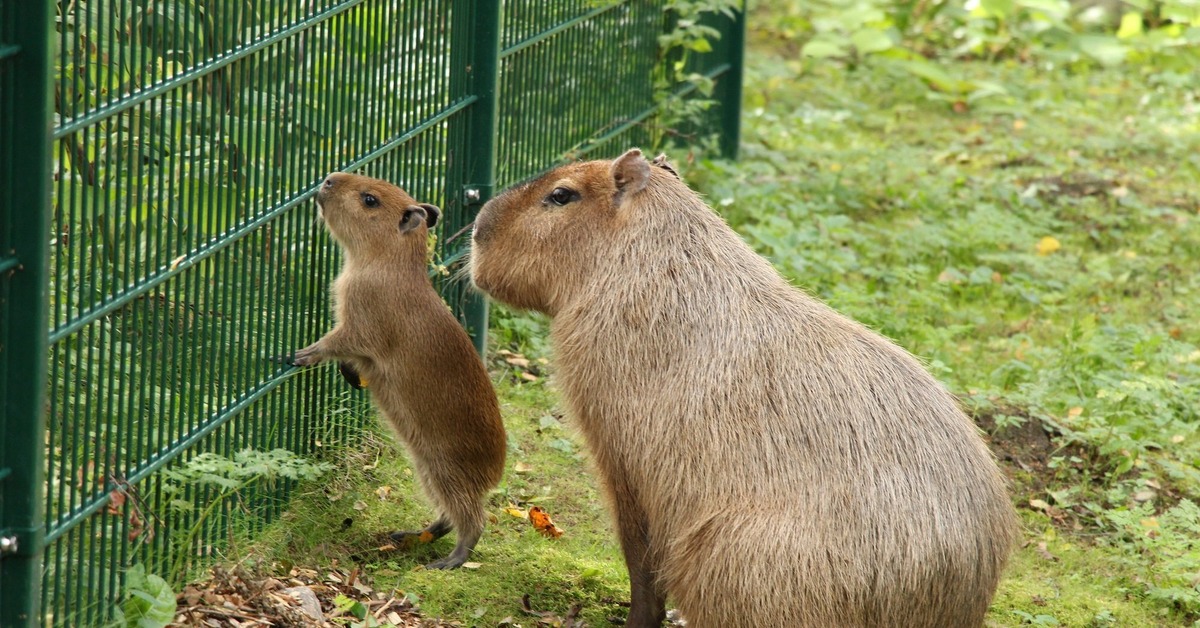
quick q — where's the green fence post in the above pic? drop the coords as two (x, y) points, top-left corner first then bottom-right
(718, 2), (747, 160)
(459, 0), (502, 356)
(0, 0), (53, 625)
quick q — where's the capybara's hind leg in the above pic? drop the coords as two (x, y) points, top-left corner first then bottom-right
(425, 502), (485, 570)
(389, 515), (452, 549)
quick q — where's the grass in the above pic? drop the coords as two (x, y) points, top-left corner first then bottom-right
(243, 3), (1200, 626)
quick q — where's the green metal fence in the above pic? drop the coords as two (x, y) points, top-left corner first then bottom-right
(0, 0), (744, 625)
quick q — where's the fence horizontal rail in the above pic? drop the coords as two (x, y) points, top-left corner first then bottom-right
(499, 3), (626, 59)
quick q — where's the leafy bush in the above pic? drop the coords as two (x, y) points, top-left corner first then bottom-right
(111, 565), (175, 628)
(763, 0), (1200, 108)
(1106, 500), (1200, 614)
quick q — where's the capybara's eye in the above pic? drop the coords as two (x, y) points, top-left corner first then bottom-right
(547, 187), (577, 206)
(362, 193), (379, 208)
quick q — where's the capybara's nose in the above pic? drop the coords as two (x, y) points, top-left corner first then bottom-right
(472, 200), (497, 245)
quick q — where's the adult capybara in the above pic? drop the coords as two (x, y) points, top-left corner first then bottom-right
(290, 172), (506, 569)
(469, 149), (1017, 626)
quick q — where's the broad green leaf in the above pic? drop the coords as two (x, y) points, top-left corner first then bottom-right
(801, 40), (847, 59)
(1076, 35), (1128, 66)
(1117, 12), (1144, 38)
(981, 0), (1016, 18)
(850, 28), (893, 54)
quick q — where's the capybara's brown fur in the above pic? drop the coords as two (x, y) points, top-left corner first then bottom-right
(470, 149), (1018, 626)
(292, 172), (506, 569)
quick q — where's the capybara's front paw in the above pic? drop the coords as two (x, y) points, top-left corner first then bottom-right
(289, 345), (323, 367)
(388, 529), (436, 550)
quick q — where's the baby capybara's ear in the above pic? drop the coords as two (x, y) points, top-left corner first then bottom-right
(418, 203), (440, 229)
(399, 206), (428, 234)
(611, 148), (650, 198)
(651, 153), (680, 179)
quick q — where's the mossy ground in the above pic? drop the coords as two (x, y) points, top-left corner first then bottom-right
(245, 2), (1200, 625)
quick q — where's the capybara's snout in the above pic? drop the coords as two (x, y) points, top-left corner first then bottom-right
(317, 172), (347, 203)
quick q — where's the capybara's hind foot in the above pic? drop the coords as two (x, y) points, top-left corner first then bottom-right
(424, 547), (469, 570)
(389, 516), (451, 550)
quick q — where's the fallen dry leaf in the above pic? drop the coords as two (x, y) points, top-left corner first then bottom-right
(1036, 236), (1061, 256)
(504, 506), (527, 519)
(461, 562), (482, 569)
(375, 486), (392, 501)
(353, 500), (368, 511)
(107, 489), (127, 515)
(529, 506), (564, 538)
(936, 269), (961, 284)
(505, 355), (531, 368)
(514, 462), (534, 474)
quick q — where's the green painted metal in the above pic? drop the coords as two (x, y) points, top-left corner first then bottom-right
(718, 7), (748, 159)
(3, 1), (745, 624)
(0, 0), (53, 625)
(455, 0), (501, 356)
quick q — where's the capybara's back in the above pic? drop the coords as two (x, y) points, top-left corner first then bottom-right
(471, 149), (1018, 626)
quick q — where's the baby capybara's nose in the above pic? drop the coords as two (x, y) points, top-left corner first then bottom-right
(318, 172), (344, 201)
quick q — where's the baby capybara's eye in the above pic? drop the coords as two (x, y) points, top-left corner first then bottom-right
(362, 193), (379, 208)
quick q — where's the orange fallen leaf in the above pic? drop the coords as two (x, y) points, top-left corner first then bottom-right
(529, 506), (563, 538)
(107, 489), (127, 515)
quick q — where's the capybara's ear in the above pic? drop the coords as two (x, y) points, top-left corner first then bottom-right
(651, 153), (680, 179)
(611, 148), (649, 197)
(418, 203), (440, 229)
(399, 206), (428, 233)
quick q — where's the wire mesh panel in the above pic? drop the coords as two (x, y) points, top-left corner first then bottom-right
(497, 1), (661, 185)
(496, 0), (744, 187)
(4, 0), (744, 624)
(41, 0), (474, 624)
